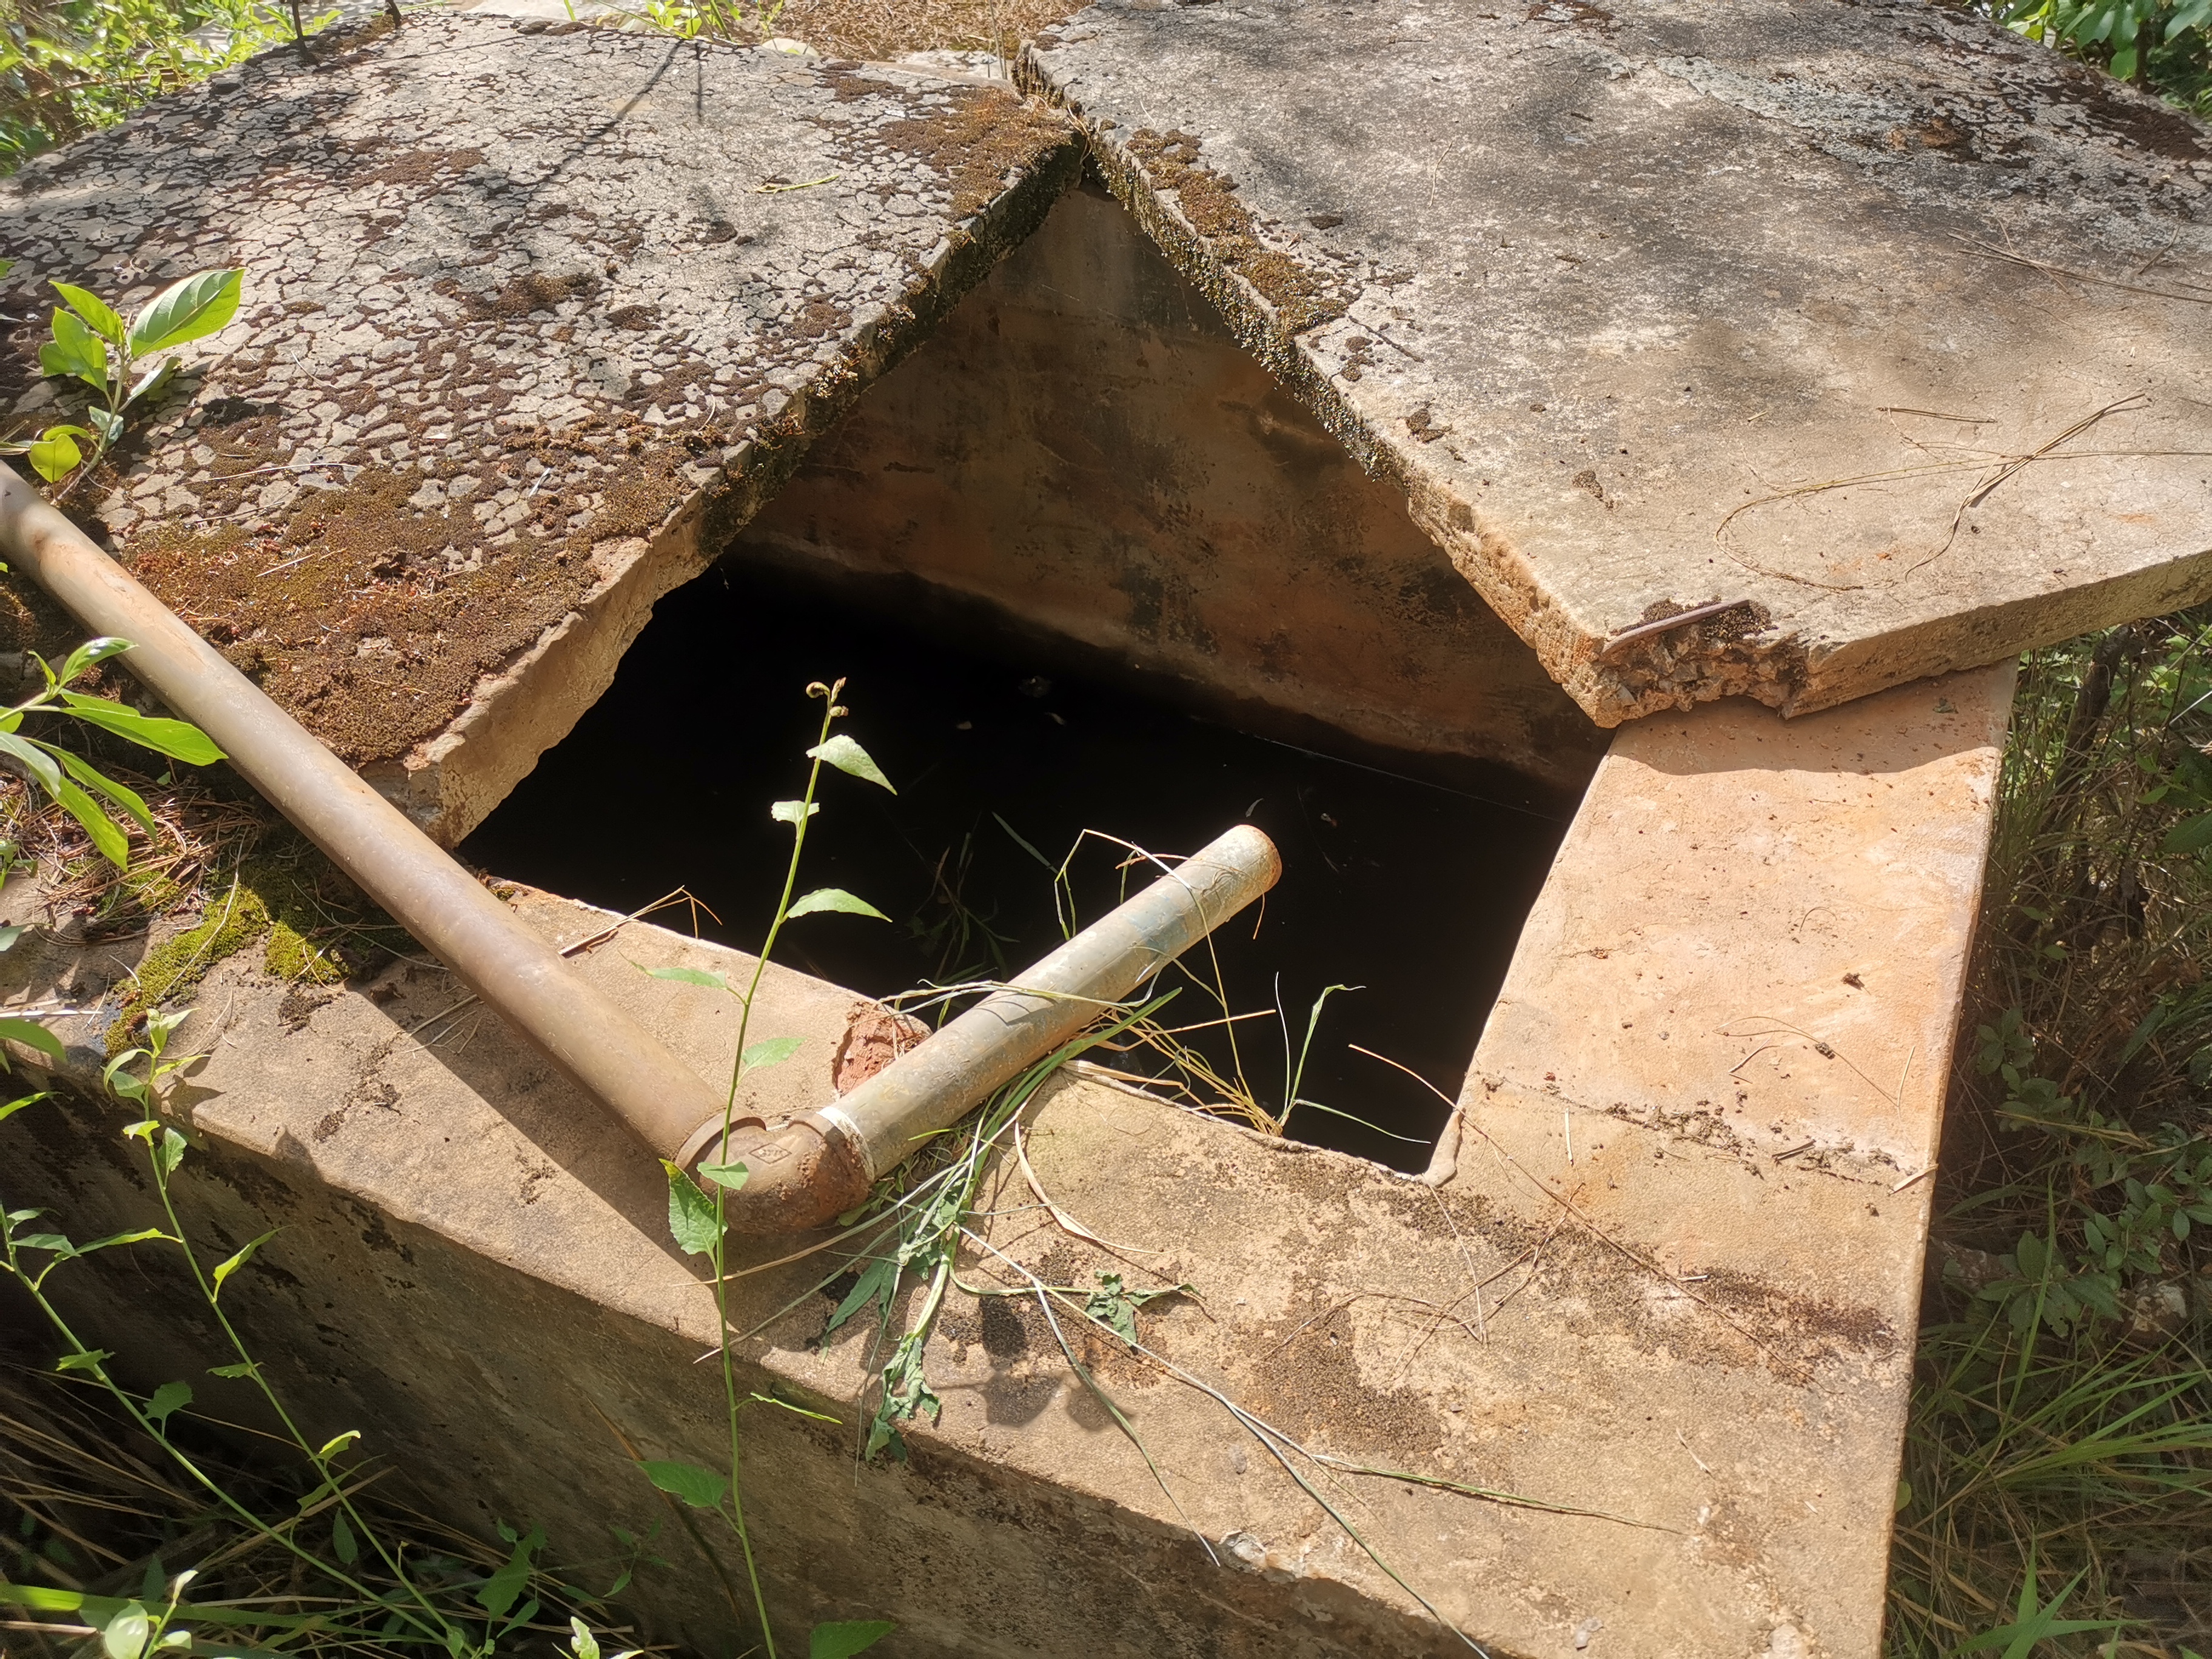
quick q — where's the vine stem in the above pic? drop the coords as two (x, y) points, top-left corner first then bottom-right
(706, 678), (846, 1659)
(141, 1135), (455, 1643)
(0, 1214), (433, 1640)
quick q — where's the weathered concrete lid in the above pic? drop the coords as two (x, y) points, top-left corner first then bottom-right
(0, 15), (1075, 833)
(1023, 0), (2212, 725)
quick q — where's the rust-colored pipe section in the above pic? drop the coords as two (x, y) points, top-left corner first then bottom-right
(0, 466), (728, 1155)
(685, 823), (1282, 1233)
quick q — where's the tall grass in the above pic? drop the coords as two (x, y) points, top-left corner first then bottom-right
(1889, 614), (2212, 1655)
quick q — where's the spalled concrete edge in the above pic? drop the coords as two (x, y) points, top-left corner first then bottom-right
(368, 99), (1087, 845)
(1014, 37), (2212, 731)
(1007, 63), (1767, 731)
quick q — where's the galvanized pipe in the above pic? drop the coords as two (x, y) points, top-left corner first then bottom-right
(0, 465), (728, 1156)
(688, 823), (1281, 1233)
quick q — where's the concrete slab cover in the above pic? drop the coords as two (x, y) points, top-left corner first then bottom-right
(1022, 0), (2212, 725)
(0, 15), (1077, 839)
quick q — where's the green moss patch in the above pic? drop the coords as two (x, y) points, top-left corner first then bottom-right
(106, 843), (412, 1053)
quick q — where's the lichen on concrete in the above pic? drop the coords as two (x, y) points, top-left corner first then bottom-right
(0, 15), (1078, 834)
(1025, 0), (2212, 727)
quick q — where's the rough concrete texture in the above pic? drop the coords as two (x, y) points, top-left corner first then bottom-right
(1022, 0), (2212, 726)
(1, 665), (2009, 1657)
(741, 180), (1609, 799)
(0, 13), (1078, 840)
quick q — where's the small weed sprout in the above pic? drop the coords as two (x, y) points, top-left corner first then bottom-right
(2, 1086), (640, 1654)
(0, 263), (244, 494)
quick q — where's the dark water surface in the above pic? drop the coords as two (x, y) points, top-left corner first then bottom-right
(461, 558), (1571, 1170)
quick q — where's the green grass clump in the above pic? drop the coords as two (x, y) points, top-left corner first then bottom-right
(1888, 612), (2212, 1657)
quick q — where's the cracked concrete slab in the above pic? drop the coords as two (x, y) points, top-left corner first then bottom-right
(1021, 0), (2212, 726)
(0, 13), (1078, 841)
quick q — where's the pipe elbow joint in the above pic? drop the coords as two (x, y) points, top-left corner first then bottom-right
(680, 1110), (873, 1235)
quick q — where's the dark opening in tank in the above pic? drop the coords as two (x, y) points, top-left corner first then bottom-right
(461, 557), (1574, 1171)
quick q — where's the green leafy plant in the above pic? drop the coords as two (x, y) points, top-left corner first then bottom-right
(1889, 611), (2212, 1655)
(1987, 0), (2211, 108)
(0, 0), (321, 169)
(0, 635), (226, 867)
(2, 267), (244, 492)
(637, 678), (898, 1659)
(2, 1087), (643, 1656)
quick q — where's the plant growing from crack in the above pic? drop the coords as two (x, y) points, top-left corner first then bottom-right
(1, 263), (243, 494)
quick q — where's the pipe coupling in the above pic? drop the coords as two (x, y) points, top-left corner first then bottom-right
(678, 1106), (873, 1235)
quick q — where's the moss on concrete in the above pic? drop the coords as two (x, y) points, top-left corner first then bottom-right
(106, 846), (407, 1053)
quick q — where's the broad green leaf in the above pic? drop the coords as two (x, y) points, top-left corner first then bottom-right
(697, 1161), (749, 1191)
(56, 1349), (112, 1372)
(25, 426), (82, 484)
(86, 406), (121, 445)
(154, 1125), (186, 1178)
(641, 964), (729, 991)
(569, 1618), (599, 1659)
(0, 1092), (47, 1127)
(101, 1600), (150, 1659)
(331, 1511), (358, 1566)
(106, 1054), (153, 1108)
(0, 1019), (64, 1063)
(51, 283), (125, 346)
(41, 308), (107, 389)
(806, 734), (896, 793)
(742, 1035), (803, 1073)
(0, 924), (26, 953)
(56, 637), (132, 687)
(50, 746), (156, 837)
(75, 1227), (166, 1256)
(19, 1232), (75, 1255)
(208, 1361), (260, 1379)
(823, 1255), (897, 1338)
(787, 888), (890, 922)
(770, 799), (819, 825)
(128, 269), (244, 356)
(145, 1381), (191, 1427)
(50, 774), (128, 868)
(0, 731), (64, 796)
(2164, 812), (2212, 856)
(58, 694), (225, 765)
(660, 1160), (724, 1257)
(810, 1620), (897, 1659)
(474, 1524), (542, 1617)
(124, 357), (179, 411)
(212, 1228), (278, 1299)
(637, 1459), (726, 1510)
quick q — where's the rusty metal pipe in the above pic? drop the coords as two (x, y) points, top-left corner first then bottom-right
(0, 465), (727, 1155)
(686, 823), (1281, 1233)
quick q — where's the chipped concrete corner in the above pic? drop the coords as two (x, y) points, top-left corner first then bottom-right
(1022, 0), (2212, 726)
